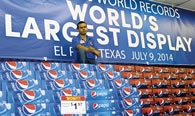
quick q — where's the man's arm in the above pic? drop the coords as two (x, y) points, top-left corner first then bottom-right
(76, 45), (89, 52)
(89, 47), (101, 57)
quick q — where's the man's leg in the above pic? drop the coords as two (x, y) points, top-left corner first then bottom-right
(77, 49), (87, 63)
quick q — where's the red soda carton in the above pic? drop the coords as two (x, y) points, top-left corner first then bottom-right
(143, 73), (161, 79)
(163, 105), (182, 115)
(173, 97), (190, 105)
(154, 97), (173, 106)
(161, 73), (177, 80)
(178, 74), (193, 80)
(181, 104), (194, 113)
(171, 88), (189, 97)
(154, 67), (170, 73)
(121, 72), (143, 79)
(135, 66), (153, 73)
(138, 89), (153, 98)
(113, 65), (135, 72)
(129, 79), (151, 89)
(152, 79), (170, 88)
(170, 80), (186, 88)
(153, 88), (171, 98)
(170, 68), (185, 74)
(142, 106), (163, 116)
(140, 98), (154, 108)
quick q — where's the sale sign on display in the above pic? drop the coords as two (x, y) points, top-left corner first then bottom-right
(61, 96), (86, 114)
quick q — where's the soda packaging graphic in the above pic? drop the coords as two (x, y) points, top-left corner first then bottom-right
(0, 61), (30, 71)
(31, 62), (62, 71)
(1, 70), (34, 80)
(36, 70), (70, 80)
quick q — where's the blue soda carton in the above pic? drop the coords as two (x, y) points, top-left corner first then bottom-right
(15, 103), (51, 116)
(107, 79), (130, 89)
(3, 80), (40, 92)
(31, 62), (61, 71)
(119, 98), (141, 109)
(0, 103), (15, 116)
(79, 79), (107, 89)
(72, 71), (96, 80)
(8, 89), (54, 104)
(41, 79), (78, 90)
(91, 64), (114, 72)
(97, 71), (121, 80)
(86, 100), (120, 113)
(120, 109), (142, 116)
(117, 87), (139, 99)
(36, 70), (71, 80)
(85, 89), (118, 100)
(63, 63), (90, 72)
(0, 61), (30, 71)
(1, 70), (34, 80)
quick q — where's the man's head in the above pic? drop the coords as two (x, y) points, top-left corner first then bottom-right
(77, 21), (88, 35)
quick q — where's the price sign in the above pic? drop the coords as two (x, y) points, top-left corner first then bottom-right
(61, 96), (86, 114)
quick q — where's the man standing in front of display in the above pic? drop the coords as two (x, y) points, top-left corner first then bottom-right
(72, 21), (100, 64)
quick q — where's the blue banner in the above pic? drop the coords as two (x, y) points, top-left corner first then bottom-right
(0, 0), (194, 65)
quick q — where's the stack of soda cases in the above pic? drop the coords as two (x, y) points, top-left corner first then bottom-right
(119, 65), (195, 116)
(0, 60), (142, 116)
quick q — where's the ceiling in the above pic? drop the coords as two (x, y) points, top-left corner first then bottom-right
(149, 0), (195, 11)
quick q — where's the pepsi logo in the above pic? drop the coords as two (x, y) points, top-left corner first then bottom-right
(79, 71), (88, 79)
(169, 107), (173, 114)
(176, 90), (181, 95)
(127, 73), (133, 79)
(22, 91), (35, 101)
(16, 80), (29, 90)
(124, 99), (132, 106)
(91, 91), (97, 98)
(175, 81), (180, 87)
(138, 90), (142, 96)
(98, 64), (106, 71)
(11, 71), (23, 79)
(141, 67), (145, 72)
(147, 109), (153, 115)
(119, 66), (124, 71)
(187, 105), (191, 112)
(135, 81), (141, 87)
(125, 109), (133, 115)
(149, 74), (153, 79)
(41, 62), (51, 70)
(54, 80), (65, 89)
(122, 88), (131, 96)
(23, 104), (36, 115)
(86, 80), (96, 89)
(184, 76), (188, 80)
(48, 71), (57, 79)
(106, 72), (114, 80)
(193, 81), (195, 86)
(6, 61), (17, 70)
(71, 63), (80, 71)
(62, 89), (72, 96)
(178, 98), (183, 104)
(140, 99), (143, 106)
(93, 103), (98, 110)
(157, 81), (162, 87)
(160, 99), (164, 105)
(158, 90), (163, 96)
(114, 79), (122, 88)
